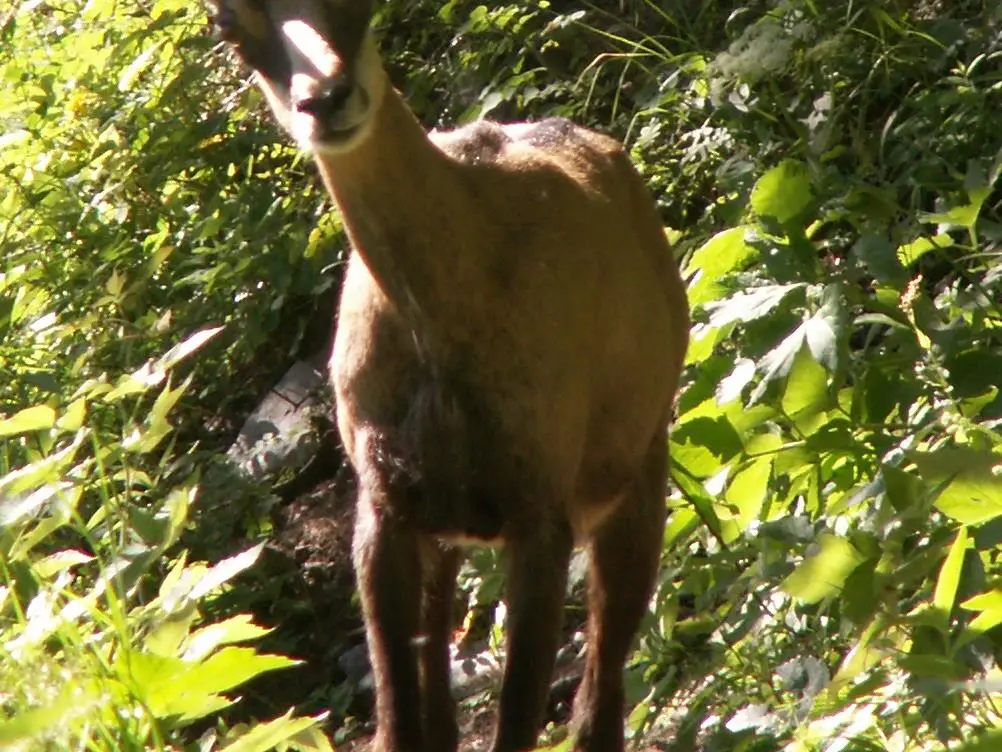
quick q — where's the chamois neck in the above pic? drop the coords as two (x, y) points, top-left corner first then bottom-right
(313, 75), (468, 327)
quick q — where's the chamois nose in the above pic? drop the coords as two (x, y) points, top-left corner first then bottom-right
(293, 79), (354, 120)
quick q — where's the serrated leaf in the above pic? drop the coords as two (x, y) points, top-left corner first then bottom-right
(183, 647), (298, 698)
(149, 376), (190, 426)
(0, 405), (56, 436)
(220, 710), (331, 752)
(751, 297), (841, 404)
(183, 615), (273, 661)
(716, 358), (756, 404)
(751, 160), (813, 225)
(703, 283), (805, 328)
(782, 534), (865, 603)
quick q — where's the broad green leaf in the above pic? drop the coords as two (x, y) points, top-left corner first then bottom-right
(781, 534), (865, 603)
(721, 455), (772, 543)
(220, 710), (332, 752)
(852, 233), (906, 286)
(750, 290), (842, 404)
(918, 196), (986, 230)
(781, 345), (829, 436)
(145, 603), (199, 657)
(671, 414), (742, 478)
(932, 527), (968, 623)
(182, 647), (298, 698)
(149, 375), (190, 426)
(56, 398), (87, 431)
(897, 233), (952, 265)
(702, 283), (805, 328)
(0, 405), (56, 436)
(912, 449), (1002, 525)
(750, 160), (813, 225)
(960, 387), (999, 420)
(183, 615), (273, 661)
(684, 226), (757, 305)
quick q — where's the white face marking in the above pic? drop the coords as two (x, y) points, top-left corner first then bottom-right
(281, 19), (338, 77)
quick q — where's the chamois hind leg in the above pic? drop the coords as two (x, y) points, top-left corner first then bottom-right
(572, 436), (668, 752)
(352, 489), (423, 752)
(492, 520), (574, 752)
(419, 542), (461, 752)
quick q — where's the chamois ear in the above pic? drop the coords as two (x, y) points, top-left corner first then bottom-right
(206, 2), (239, 44)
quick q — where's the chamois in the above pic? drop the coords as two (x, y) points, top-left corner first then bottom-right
(205, 1), (689, 750)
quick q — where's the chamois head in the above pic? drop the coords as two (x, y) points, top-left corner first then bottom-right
(206, 0), (385, 154)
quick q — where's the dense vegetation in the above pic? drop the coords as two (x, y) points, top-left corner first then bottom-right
(3, 0), (1002, 749)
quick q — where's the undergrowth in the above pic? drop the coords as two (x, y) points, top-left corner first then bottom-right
(3, 0), (1002, 750)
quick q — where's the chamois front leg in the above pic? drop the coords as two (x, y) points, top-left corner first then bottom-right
(492, 519), (574, 752)
(353, 488), (424, 752)
(419, 543), (461, 752)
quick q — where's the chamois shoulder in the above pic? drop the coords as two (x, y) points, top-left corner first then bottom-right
(430, 117), (625, 173)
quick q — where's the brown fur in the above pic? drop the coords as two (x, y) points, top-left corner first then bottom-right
(205, 2), (689, 749)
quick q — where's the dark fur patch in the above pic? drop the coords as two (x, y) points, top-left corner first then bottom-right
(372, 368), (507, 541)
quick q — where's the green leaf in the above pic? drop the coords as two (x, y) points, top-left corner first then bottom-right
(183, 614), (273, 661)
(118, 40), (162, 92)
(750, 160), (813, 225)
(912, 449), (1002, 525)
(896, 233), (952, 266)
(0, 683), (101, 746)
(960, 588), (1002, 636)
(684, 226), (757, 306)
(781, 345), (829, 436)
(852, 233), (907, 286)
(721, 455), (772, 543)
(932, 527), (968, 624)
(781, 534), (865, 604)
(702, 283), (805, 328)
(183, 647), (299, 699)
(220, 710), (332, 752)
(882, 466), (923, 513)
(952, 730), (1002, 752)
(0, 405), (56, 436)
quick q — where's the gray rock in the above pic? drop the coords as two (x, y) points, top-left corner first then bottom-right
(227, 354), (328, 480)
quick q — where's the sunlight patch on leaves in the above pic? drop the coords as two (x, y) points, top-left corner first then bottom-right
(782, 534), (866, 604)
